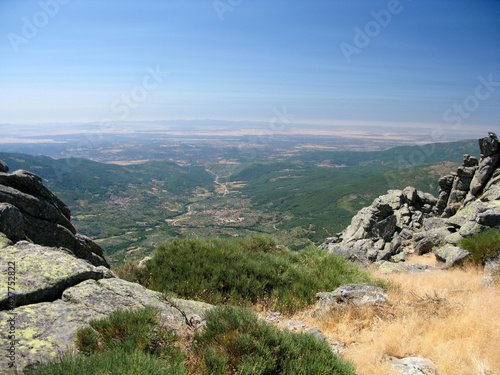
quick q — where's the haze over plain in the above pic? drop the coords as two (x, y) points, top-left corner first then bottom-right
(0, 0), (499, 143)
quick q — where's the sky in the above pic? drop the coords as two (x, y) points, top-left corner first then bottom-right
(0, 0), (499, 134)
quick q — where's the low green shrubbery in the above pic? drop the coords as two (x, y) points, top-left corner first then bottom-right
(29, 306), (186, 375)
(192, 306), (355, 375)
(117, 235), (383, 313)
(458, 229), (500, 265)
(30, 306), (356, 375)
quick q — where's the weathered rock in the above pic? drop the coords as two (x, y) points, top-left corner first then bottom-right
(0, 255), (213, 374)
(466, 132), (500, 201)
(477, 208), (500, 227)
(0, 242), (114, 310)
(282, 320), (307, 331)
(412, 227), (452, 254)
(316, 284), (387, 306)
(373, 260), (437, 274)
(307, 327), (327, 341)
(0, 160), (8, 173)
(0, 169), (71, 220)
(0, 169), (108, 268)
(434, 244), (471, 268)
(384, 356), (438, 375)
(321, 132), (498, 271)
(0, 232), (13, 249)
(322, 188), (437, 263)
(484, 254), (500, 275)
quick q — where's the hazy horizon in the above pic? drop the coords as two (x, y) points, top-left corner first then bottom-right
(1, 0), (499, 136)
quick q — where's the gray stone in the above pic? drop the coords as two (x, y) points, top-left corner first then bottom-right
(307, 328), (326, 341)
(390, 252), (407, 263)
(282, 320), (307, 331)
(0, 160), (8, 173)
(444, 232), (463, 245)
(484, 254), (500, 275)
(316, 284), (387, 306)
(477, 208), (500, 227)
(0, 277), (213, 374)
(434, 244), (471, 268)
(0, 232), (13, 249)
(422, 217), (448, 231)
(385, 356), (438, 375)
(0, 242), (113, 311)
(373, 260), (437, 274)
(399, 228), (414, 240)
(403, 186), (418, 205)
(0, 173), (108, 268)
(466, 132), (500, 200)
(463, 154), (479, 167)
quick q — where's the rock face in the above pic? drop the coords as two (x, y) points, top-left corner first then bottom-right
(0, 162), (108, 267)
(320, 132), (500, 270)
(0, 163), (214, 374)
(320, 187), (437, 264)
(0, 239), (213, 374)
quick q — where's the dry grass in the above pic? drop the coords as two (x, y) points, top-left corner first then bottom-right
(293, 261), (500, 375)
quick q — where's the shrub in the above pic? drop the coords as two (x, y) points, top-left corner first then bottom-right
(120, 236), (382, 313)
(30, 306), (186, 375)
(30, 306), (357, 375)
(458, 229), (500, 265)
(192, 306), (356, 375)
(28, 348), (185, 375)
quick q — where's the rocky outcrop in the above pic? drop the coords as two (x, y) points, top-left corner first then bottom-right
(0, 241), (213, 374)
(321, 132), (500, 270)
(435, 154), (478, 217)
(320, 187), (437, 264)
(0, 161), (107, 267)
(0, 163), (214, 373)
(466, 132), (500, 202)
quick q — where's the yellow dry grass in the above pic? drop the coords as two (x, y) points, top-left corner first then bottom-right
(294, 262), (500, 375)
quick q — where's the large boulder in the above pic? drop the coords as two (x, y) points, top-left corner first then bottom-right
(466, 132), (500, 202)
(0, 162), (107, 267)
(321, 188), (437, 264)
(384, 356), (438, 375)
(0, 241), (213, 374)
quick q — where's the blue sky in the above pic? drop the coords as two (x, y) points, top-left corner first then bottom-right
(0, 0), (499, 133)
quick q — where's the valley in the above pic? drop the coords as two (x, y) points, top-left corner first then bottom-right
(0, 137), (477, 267)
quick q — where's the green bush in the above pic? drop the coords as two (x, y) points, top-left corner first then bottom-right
(458, 229), (500, 265)
(120, 236), (383, 313)
(30, 306), (357, 375)
(29, 306), (186, 374)
(193, 306), (355, 375)
(28, 348), (185, 375)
